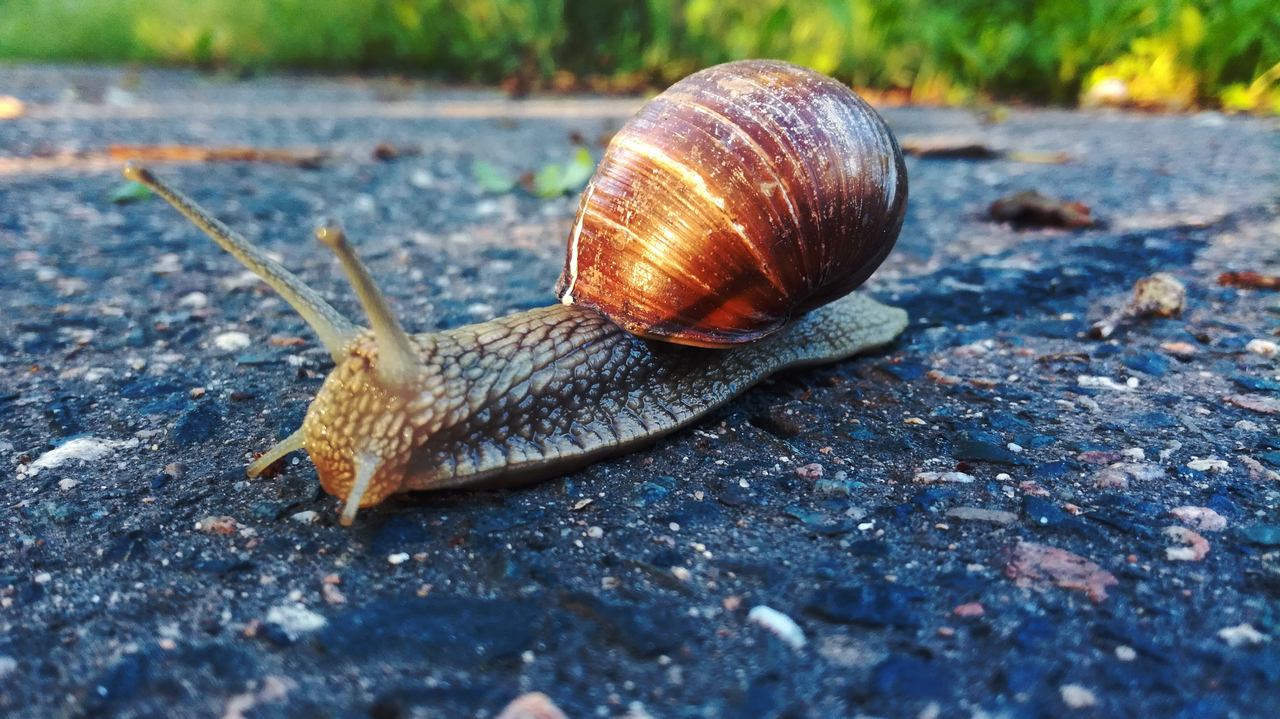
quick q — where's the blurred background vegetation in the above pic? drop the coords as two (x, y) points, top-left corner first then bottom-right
(2, 0), (1278, 111)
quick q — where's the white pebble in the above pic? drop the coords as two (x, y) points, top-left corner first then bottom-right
(32, 437), (121, 469)
(58, 478), (79, 491)
(586, 526), (604, 539)
(214, 331), (252, 351)
(1218, 623), (1269, 647)
(1187, 458), (1230, 474)
(1115, 646), (1137, 661)
(747, 605), (807, 650)
(1007, 443), (1023, 453)
(264, 604), (327, 638)
(1077, 375), (1133, 392)
(178, 291), (209, 309)
(1245, 339), (1278, 355)
(33, 572), (52, 584)
(387, 552), (411, 565)
(289, 510), (318, 523)
(1126, 377), (1140, 388)
(1060, 684), (1097, 709)
(1121, 448), (1145, 461)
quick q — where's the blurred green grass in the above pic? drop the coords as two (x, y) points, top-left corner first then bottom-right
(2, 0), (1278, 109)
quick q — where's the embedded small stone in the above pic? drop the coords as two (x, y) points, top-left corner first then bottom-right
(747, 605), (807, 649)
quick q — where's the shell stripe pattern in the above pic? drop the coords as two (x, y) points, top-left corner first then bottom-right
(557, 59), (907, 347)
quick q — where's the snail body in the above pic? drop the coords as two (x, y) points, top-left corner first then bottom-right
(122, 59), (908, 525)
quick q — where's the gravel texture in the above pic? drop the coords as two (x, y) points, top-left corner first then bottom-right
(2, 65), (1280, 719)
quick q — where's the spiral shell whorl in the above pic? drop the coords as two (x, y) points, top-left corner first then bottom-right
(557, 59), (908, 347)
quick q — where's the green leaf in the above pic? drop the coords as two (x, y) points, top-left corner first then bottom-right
(532, 162), (565, 199)
(109, 180), (153, 204)
(561, 147), (596, 192)
(473, 160), (515, 194)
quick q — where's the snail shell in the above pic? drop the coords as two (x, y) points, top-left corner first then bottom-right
(557, 59), (908, 348)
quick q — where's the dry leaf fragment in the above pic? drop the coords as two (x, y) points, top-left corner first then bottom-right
(989, 190), (1098, 229)
(1218, 271), (1280, 291)
(1004, 541), (1118, 602)
(1224, 394), (1280, 414)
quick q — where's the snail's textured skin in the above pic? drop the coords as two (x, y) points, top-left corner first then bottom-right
(557, 59), (908, 347)
(306, 293), (907, 507)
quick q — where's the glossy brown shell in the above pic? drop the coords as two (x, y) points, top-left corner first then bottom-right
(555, 59), (908, 348)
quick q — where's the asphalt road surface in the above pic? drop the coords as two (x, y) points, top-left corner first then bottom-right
(1, 64), (1279, 719)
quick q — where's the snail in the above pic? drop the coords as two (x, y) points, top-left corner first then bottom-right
(121, 59), (909, 526)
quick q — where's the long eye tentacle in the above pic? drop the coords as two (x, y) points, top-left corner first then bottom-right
(314, 221), (419, 388)
(121, 162), (361, 361)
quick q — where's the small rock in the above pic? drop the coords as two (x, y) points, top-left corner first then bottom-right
(1077, 450), (1123, 465)
(795, 463), (824, 479)
(32, 437), (121, 469)
(1091, 462), (1163, 489)
(1238, 455), (1280, 482)
(290, 511), (319, 524)
(914, 471), (975, 484)
(388, 552), (411, 565)
(945, 507), (1018, 525)
(172, 403), (221, 446)
(321, 584), (346, 605)
(952, 602), (984, 618)
(495, 693), (569, 719)
(1077, 375), (1132, 392)
(1217, 623), (1270, 647)
(1130, 273), (1185, 318)
(1186, 457), (1230, 474)
(747, 605), (807, 650)
(1168, 506), (1227, 532)
(1060, 684), (1097, 709)
(58, 478), (79, 491)
(195, 516), (239, 535)
(264, 604), (327, 639)
(1164, 526), (1210, 561)
(1246, 339), (1278, 355)
(0, 656), (16, 679)
(214, 331), (253, 352)
(1004, 541), (1117, 602)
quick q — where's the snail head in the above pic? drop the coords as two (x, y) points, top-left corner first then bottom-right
(122, 162), (429, 525)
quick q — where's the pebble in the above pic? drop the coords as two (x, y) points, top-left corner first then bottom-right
(388, 552), (411, 565)
(1077, 375), (1132, 392)
(1090, 462), (1164, 489)
(914, 471), (975, 484)
(1060, 684), (1097, 709)
(1217, 623), (1269, 647)
(1005, 541), (1117, 602)
(0, 656), (15, 679)
(213, 331), (253, 351)
(171, 403), (221, 445)
(1186, 458), (1230, 474)
(264, 604), (327, 639)
(747, 605), (807, 649)
(58, 478), (79, 491)
(1163, 526), (1210, 561)
(945, 507), (1018, 525)
(1245, 339), (1278, 355)
(794, 463), (824, 479)
(290, 511), (319, 523)
(952, 602), (984, 618)
(495, 693), (569, 719)
(1115, 646), (1137, 661)
(586, 526), (604, 539)
(1168, 506), (1227, 531)
(32, 437), (121, 469)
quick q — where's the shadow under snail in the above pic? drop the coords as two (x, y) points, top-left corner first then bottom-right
(121, 59), (910, 525)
